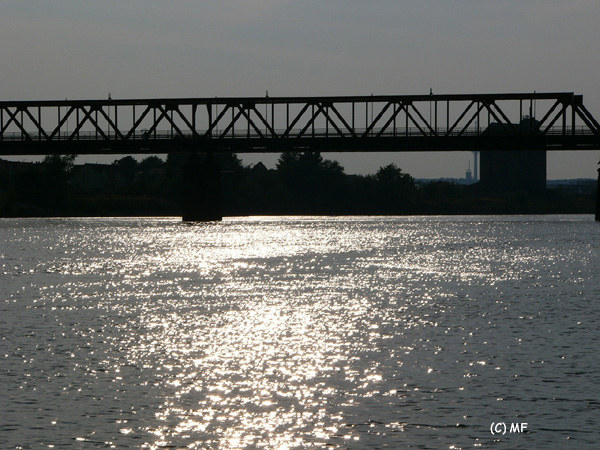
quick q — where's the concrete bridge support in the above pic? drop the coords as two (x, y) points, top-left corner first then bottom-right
(182, 153), (222, 222)
(596, 165), (600, 222)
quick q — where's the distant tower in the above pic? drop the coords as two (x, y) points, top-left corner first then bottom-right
(472, 151), (479, 181)
(466, 161), (473, 183)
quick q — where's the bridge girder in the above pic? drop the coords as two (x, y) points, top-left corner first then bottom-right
(1, 92), (599, 155)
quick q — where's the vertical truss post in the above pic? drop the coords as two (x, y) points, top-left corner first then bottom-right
(246, 105), (250, 138)
(207, 104), (212, 138)
(153, 108), (157, 139)
(57, 106), (61, 140)
(192, 104), (197, 134)
(529, 98), (533, 118)
(264, 103), (269, 136)
(312, 104), (315, 138)
(231, 106), (235, 137)
(38, 106), (42, 141)
(520, 100), (523, 120)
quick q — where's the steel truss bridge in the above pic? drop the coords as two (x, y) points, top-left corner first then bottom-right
(1, 92), (599, 155)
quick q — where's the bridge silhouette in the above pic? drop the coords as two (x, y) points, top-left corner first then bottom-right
(2, 92), (599, 221)
(1, 92), (599, 155)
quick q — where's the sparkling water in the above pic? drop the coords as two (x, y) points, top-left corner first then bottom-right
(1, 216), (599, 448)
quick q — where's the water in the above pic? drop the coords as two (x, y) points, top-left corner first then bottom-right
(1, 215), (599, 448)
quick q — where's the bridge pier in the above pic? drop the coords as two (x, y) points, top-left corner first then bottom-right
(596, 164), (600, 221)
(182, 153), (222, 222)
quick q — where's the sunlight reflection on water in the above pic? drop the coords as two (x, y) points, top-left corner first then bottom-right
(1, 216), (599, 448)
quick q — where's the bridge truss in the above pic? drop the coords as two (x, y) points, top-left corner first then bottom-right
(0, 92), (599, 155)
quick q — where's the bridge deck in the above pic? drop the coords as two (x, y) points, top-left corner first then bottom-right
(1, 92), (599, 154)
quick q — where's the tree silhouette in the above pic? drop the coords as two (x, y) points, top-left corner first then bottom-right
(276, 152), (345, 212)
(369, 163), (416, 212)
(113, 156), (138, 184)
(40, 154), (76, 208)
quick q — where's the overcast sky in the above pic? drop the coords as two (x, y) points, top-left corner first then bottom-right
(1, 1), (599, 178)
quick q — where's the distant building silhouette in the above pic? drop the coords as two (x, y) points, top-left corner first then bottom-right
(547, 178), (597, 196)
(465, 162), (473, 184)
(251, 162), (268, 174)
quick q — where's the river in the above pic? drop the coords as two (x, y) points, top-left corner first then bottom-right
(1, 216), (599, 448)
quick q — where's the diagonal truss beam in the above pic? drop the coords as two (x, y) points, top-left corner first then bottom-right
(239, 106), (267, 139)
(446, 101), (475, 136)
(156, 105), (185, 138)
(483, 102), (512, 135)
(2, 108), (32, 140)
(457, 102), (486, 136)
(69, 106), (109, 140)
(403, 105), (427, 136)
(250, 105), (277, 137)
(173, 106), (198, 137)
(543, 103), (568, 134)
(577, 104), (600, 134)
(376, 103), (406, 138)
(1, 107), (19, 136)
(574, 106), (600, 135)
(50, 106), (77, 139)
(143, 107), (170, 138)
(320, 104), (346, 137)
(97, 107), (125, 140)
(536, 99), (562, 132)
(409, 103), (437, 136)
(296, 103), (324, 138)
(23, 108), (49, 140)
(219, 107), (245, 138)
(489, 102), (517, 134)
(204, 105), (231, 138)
(282, 103), (311, 138)
(328, 103), (357, 138)
(362, 102), (393, 137)
(126, 105), (152, 139)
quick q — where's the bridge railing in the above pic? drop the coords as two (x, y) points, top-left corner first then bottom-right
(0, 126), (597, 142)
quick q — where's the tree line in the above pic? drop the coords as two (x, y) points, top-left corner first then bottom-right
(0, 152), (594, 216)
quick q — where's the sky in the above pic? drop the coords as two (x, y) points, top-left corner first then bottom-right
(1, 0), (599, 179)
